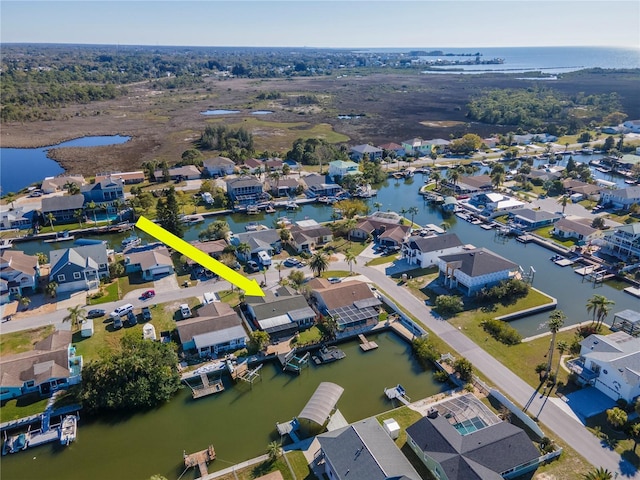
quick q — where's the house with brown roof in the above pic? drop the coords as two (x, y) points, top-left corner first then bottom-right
(350, 216), (410, 248)
(0, 330), (83, 401)
(154, 165), (201, 181)
(124, 243), (174, 281)
(95, 171), (145, 184)
(242, 158), (264, 174)
(40, 175), (86, 194)
(562, 179), (601, 198)
(551, 217), (603, 243)
(176, 301), (247, 357)
(289, 220), (333, 253)
(0, 250), (40, 302)
(448, 174), (494, 195)
(377, 142), (406, 157)
(310, 279), (382, 334)
(268, 177), (301, 197)
(186, 240), (228, 268)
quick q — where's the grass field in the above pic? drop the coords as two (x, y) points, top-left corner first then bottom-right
(0, 325), (55, 356)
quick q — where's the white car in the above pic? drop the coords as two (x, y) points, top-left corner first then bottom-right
(180, 304), (191, 319)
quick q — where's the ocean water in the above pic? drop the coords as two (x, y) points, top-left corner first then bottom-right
(360, 46), (640, 73)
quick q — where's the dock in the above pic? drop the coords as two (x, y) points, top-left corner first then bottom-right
(516, 234), (535, 243)
(623, 286), (640, 298)
(184, 445), (216, 478)
(231, 362), (263, 385)
(186, 373), (225, 399)
(384, 384), (411, 406)
(278, 349), (310, 374)
(358, 334), (379, 352)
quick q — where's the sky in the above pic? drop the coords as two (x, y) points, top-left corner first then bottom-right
(1, 1), (639, 49)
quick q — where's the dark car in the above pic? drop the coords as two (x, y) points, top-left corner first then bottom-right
(87, 309), (105, 319)
(284, 258), (299, 267)
(142, 306), (152, 321)
(247, 260), (259, 272)
(141, 289), (155, 300)
(126, 310), (137, 327)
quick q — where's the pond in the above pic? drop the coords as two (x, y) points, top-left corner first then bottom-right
(251, 110), (274, 115)
(0, 331), (446, 480)
(200, 109), (241, 115)
(0, 135), (131, 194)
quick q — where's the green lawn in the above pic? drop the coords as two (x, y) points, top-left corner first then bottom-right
(286, 450), (315, 480)
(321, 270), (351, 278)
(118, 274), (154, 298)
(533, 226), (578, 247)
(295, 326), (323, 346)
(0, 392), (50, 422)
(87, 281), (119, 305)
(586, 413), (640, 469)
(365, 253), (399, 266)
(0, 325), (54, 356)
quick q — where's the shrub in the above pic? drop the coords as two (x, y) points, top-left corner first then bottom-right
(453, 357), (474, 382)
(434, 370), (450, 383)
(434, 295), (464, 316)
(412, 336), (440, 364)
(481, 318), (522, 345)
(477, 279), (529, 304)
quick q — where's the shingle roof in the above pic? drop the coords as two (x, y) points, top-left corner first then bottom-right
(124, 243), (172, 270)
(554, 217), (598, 237)
(203, 156), (235, 168)
(49, 244), (108, 277)
(0, 250), (38, 277)
(176, 302), (242, 344)
(439, 248), (518, 277)
(350, 144), (383, 154)
(313, 280), (377, 310)
(405, 233), (463, 253)
(226, 176), (262, 189)
(41, 194), (85, 213)
(509, 208), (560, 223)
(250, 294), (314, 322)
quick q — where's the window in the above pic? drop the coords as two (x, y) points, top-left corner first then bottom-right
(73, 272), (81, 280)
(57, 274), (66, 282)
(99, 264), (107, 270)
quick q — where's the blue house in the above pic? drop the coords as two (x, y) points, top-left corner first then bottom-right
(81, 176), (125, 213)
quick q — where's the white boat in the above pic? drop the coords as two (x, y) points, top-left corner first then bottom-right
(121, 235), (141, 249)
(60, 415), (77, 446)
(0, 239), (13, 250)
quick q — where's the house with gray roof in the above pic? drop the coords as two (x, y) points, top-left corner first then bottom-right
(448, 174), (493, 195)
(350, 216), (410, 248)
(203, 156), (236, 177)
(154, 165), (201, 181)
(230, 229), (281, 261)
(176, 301), (247, 357)
(406, 405), (541, 480)
(40, 175), (86, 194)
(81, 176), (125, 212)
(438, 248), (519, 296)
(244, 285), (316, 340)
(49, 244), (109, 293)
(610, 309), (640, 337)
(0, 330), (83, 401)
(601, 186), (640, 210)
(1, 206), (35, 230)
(598, 222), (640, 260)
(124, 242), (174, 281)
(302, 174), (342, 197)
(0, 250), (40, 301)
(41, 194), (85, 224)
(317, 418), (421, 480)
(268, 177), (301, 197)
(226, 176), (264, 206)
(551, 217), (603, 243)
(402, 233), (465, 267)
(567, 331), (640, 403)
(508, 208), (561, 231)
(289, 220), (333, 253)
(349, 144), (383, 161)
(328, 160), (360, 180)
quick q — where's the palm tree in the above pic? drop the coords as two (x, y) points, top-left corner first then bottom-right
(87, 200), (98, 225)
(408, 206), (419, 229)
(440, 221), (450, 231)
(554, 340), (568, 381)
(431, 171), (441, 189)
(399, 207), (408, 224)
(557, 195), (568, 214)
(64, 305), (87, 331)
(446, 168), (459, 191)
(266, 441), (282, 463)
(606, 407), (627, 430)
(545, 310), (566, 379)
(45, 281), (58, 298)
(586, 294), (615, 330)
(344, 249), (357, 275)
(275, 262), (284, 281)
(342, 218), (357, 246)
(373, 202), (382, 212)
(74, 209), (84, 228)
(115, 198), (127, 222)
(491, 171), (505, 189)
(236, 242), (251, 262)
(582, 467), (613, 480)
(19, 295), (31, 311)
(282, 163), (291, 178)
(310, 251), (329, 277)
(46, 212), (56, 231)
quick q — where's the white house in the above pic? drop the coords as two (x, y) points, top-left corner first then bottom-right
(328, 160), (359, 180)
(552, 217), (603, 243)
(401, 233), (465, 267)
(600, 186), (640, 210)
(623, 119), (640, 133)
(438, 248), (519, 296)
(567, 331), (640, 403)
(203, 156), (236, 177)
(598, 222), (640, 260)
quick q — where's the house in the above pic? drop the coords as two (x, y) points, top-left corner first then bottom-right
(402, 233), (465, 267)
(623, 119), (640, 133)
(567, 331), (640, 403)
(124, 243), (174, 281)
(242, 158), (264, 174)
(438, 248), (519, 296)
(406, 394), (542, 480)
(0, 330), (83, 401)
(302, 174), (342, 197)
(601, 186), (640, 210)
(268, 177), (300, 197)
(562, 179), (601, 198)
(310, 279), (382, 333)
(598, 222), (640, 260)
(508, 209), (561, 231)
(349, 212), (410, 247)
(483, 137), (500, 149)
(153, 165), (201, 181)
(377, 142), (405, 157)
(512, 133), (557, 144)
(402, 138), (433, 156)
(349, 144), (383, 161)
(317, 418), (421, 480)
(203, 156), (236, 177)
(244, 285), (316, 340)
(49, 244), (109, 293)
(95, 171), (145, 184)
(0, 250), (40, 302)
(610, 309), (640, 337)
(448, 174), (493, 195)
(226, 176), (264, 206)
(81, 176), (125, 212)
(185, 239), (228, 268)
(40, 175), (86, 194)
(230, 229), (281, 261)
(528, 169), (562, 183)
(177, 301), (247, 357)
(41, 194), (85, 224)
(0, 206), (34, 230)
(470, 193), (525, 218)
(263, 158), (284, 171)
(328, 160), (360, 180)
(428, 138), (451, 152)
(289, 220), (333, 253)
(551, 217), (603, 243)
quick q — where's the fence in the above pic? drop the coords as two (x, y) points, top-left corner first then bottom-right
(377, 292), (428, 338)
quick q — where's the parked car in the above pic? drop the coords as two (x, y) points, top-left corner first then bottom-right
(112, 303), (134, 317)
(142, 306), (152, 321)
(141, 289), (155, 300)
(87, 309), (105, 319)
(126, 310), (137, 327)
(284, 258), (298, 267)
(180, 304), (192, 319)
(247, 261), (259, 272)
(112, 316), (123, 330)
(328, 277), (342, 284)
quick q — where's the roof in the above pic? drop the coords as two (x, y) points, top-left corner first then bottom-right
(0, 250), (38, 277)
(226, 176), (262, 189)
(299, 382), (344, 426)
(378, 142), (403, 150)
(456, 175), (492, 190)
(406, 414), (539, 479)
(82, 177), (124, 192)
(188, 239), (228, 256)
(155, 165), (201, 178)
(250, 293), (314, 322)
(579, 332), (640, 386)
(124, 243), (172, 270)
(244, 158), (263, 168)
(177, 302), (243, 344)
(312, 280), (378, 310)
(203, 156), (235, 168)
(554, 217), (598, 237)
(95, 171), (145, 183)
(405, 233), (463, 253)
(606, 186), (640, 199)
(41, 194), (85, 213)
(614, 309), (640, 326)
(231, 229), (281, 252)
(41, 175), (85, 190)
(193, 324), (247, 350)
(49, 244), (108, 277)
(318, 418), (421, 480)
(439, 248), (518, 277)
(350, 144), (383, 154)
(509, 208), (560, 223)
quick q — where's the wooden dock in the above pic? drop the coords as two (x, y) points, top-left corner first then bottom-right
(358, 334), (379, 352)
(187, 373), (225, 399)
(184, 445), (216, 478)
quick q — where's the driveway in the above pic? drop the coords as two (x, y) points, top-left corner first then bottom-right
(154, 273), (180, 292)
(564, 387), (617, 423)
(55, 290), (87, 311)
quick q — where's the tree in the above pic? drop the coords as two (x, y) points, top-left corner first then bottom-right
(46, 212), (56, 231)
(446, 168), (459, 190)
(408, 206), (419, 228)
(266, 441), (282, 463)
(412, 337), (440, 364)
(275, 262), (284, 281)
(19, 295), (31, 311)
(554, 340), (568, 381)
(86, 200), (98, 226)
(35, 252), (48, 265)
(198, 220), (230, 241)
(557, 195), (568, 214)
(236, 242), (251, 261)
(279, 228), (291, 244)
(545, 310), (566, 379)
(74, 209), (84, 228)
(586, 294), (615, 329)
(373, 202), (382, 212)
(4, 192), (16, 209)
(249, 330), (270, 352)
(288, 270), (306, 290)
(582, 467), (613, 480)
(344, 249), (357, 275)
(341, 217), (358, 246)
(431, 171), (441, 189)
(64, 305), (87, 331)
(434, 295), (463, 316)
(591, 216), (605, 230)
(156, 187), (184, 238)
(81, 334), (181, 413)
(453, 358), (474, 382)
(64, 181), (80, 195)
(310, 251), (329, 277)
(491, 171), (505, 189)
(45, 281), (58, 298)
(606, 407), (627, 430)
(333, 199), (368, 219)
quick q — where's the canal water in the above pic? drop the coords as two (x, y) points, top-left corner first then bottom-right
(0, 331), (446, 480)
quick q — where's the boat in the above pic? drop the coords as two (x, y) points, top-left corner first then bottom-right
(44, 230), (75, 243)
(312, 345), (346, 365)
(264, 204), (276, 213)
(275, 216), (291, 227)
(3, 432), (29, 454)
(60, 415), (77, 446)
(246, 205), (259, 215)
(121, 235), (141, 249)
(181, 214), (205, 225)
(624, 179), (637, 185)
(286, 201), (299, 210)
(596, 167), (612, 174)
(245, 222), (259, 231)
(0, 239), (13, 250)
